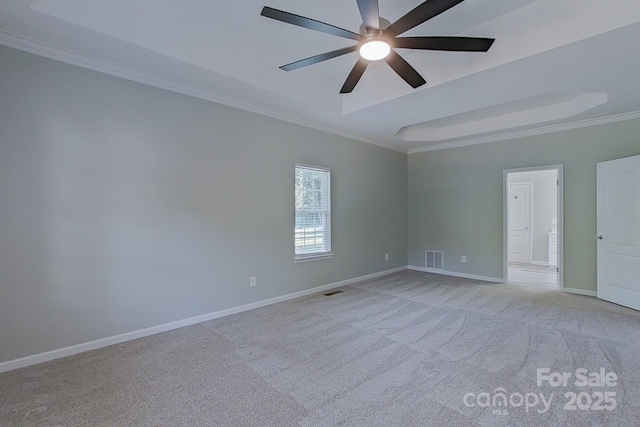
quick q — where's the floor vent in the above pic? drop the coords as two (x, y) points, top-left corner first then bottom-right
(323, 290), (343, 296)
(425, 250), (444, 270)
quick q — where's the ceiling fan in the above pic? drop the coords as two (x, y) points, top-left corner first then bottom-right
(261, 0), (495, 94)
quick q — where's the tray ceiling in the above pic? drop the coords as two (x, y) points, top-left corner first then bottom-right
(1, 0), (640, 152)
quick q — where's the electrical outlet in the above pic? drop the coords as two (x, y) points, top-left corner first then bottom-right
(250, 276), (257, 287)
(385, 253), (389, 261)
(461, 256), (467, 263)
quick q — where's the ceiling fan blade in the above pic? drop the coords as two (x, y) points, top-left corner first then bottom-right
(261, 6), (362, 41)
(385, 0), (465, 37)
(280, 46), (359, 71)
(384, 50), (426, 88)
(394, 36), (495, 52)
(356, 0), (380, 30)
(340, 59), (369, 93)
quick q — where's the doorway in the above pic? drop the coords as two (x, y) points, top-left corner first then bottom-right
(503, 165), (563, 289)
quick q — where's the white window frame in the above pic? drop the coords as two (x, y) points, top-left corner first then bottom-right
(294, 164), (333, 262)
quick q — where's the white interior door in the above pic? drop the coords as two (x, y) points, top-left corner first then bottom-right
(597, 155), (640, 311)
(508, 183), (531, 264)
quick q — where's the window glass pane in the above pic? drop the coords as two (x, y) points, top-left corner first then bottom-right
(295, 165), (330, 258)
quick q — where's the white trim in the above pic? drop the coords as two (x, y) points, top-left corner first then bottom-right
(0, 30), (406, 154)
(3, 31), (640, 157)
(408, 265), (503, 283)
(563, 287), (597, 297)
(295, 163), (330, 173)
(0, 266), (407, 373)
(530, 260), (550, 266)
(503, 165), (564, 291)
(407, 111), (640, 154)
(294, 253), (334, 263)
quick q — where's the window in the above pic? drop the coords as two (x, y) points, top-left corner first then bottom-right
(294, 164), (332, 261)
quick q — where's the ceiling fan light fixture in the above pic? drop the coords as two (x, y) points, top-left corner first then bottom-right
(359, 38), (391, 61)
(261, 0), (495, 93)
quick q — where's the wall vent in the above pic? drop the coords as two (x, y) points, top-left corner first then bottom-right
(425, 250), (444, 270)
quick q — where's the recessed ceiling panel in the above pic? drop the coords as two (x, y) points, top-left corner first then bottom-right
(343, 0), (640, 113)
(397, 92), (609, 141)
(1, 0), (639, 152)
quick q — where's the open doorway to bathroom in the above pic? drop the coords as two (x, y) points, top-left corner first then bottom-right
(503, 166), (563, 290)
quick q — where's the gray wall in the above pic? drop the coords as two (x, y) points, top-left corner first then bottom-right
(508, 170), (557, 264)
(408, 119), (640, 291)
(0, 46), (408, 363)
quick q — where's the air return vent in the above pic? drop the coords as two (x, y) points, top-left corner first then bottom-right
(425, 250), (444, 270)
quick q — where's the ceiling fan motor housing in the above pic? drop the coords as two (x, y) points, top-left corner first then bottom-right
(261, 0), (495, 93)
(359, 17), (391, 35)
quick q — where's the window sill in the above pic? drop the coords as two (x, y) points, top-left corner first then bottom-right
(294, 253), (334, 263)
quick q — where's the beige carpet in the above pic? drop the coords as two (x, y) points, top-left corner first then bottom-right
(1, 271), (640, 426)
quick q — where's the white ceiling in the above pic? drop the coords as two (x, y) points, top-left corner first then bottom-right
(2, 0), (640, 153)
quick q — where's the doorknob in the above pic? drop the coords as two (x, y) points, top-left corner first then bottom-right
(596, 235), (603, 240)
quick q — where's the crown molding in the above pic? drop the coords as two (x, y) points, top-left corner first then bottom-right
(0, 30), (407, 154)
(8, 29), (636, 157)
(407, 110), (640, 154)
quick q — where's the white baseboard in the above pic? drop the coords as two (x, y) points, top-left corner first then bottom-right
(408, 266), (597, 297)
(562, 287), (597, 297)
(0, 266), (408, 374)
(408, 266), (503, 283)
